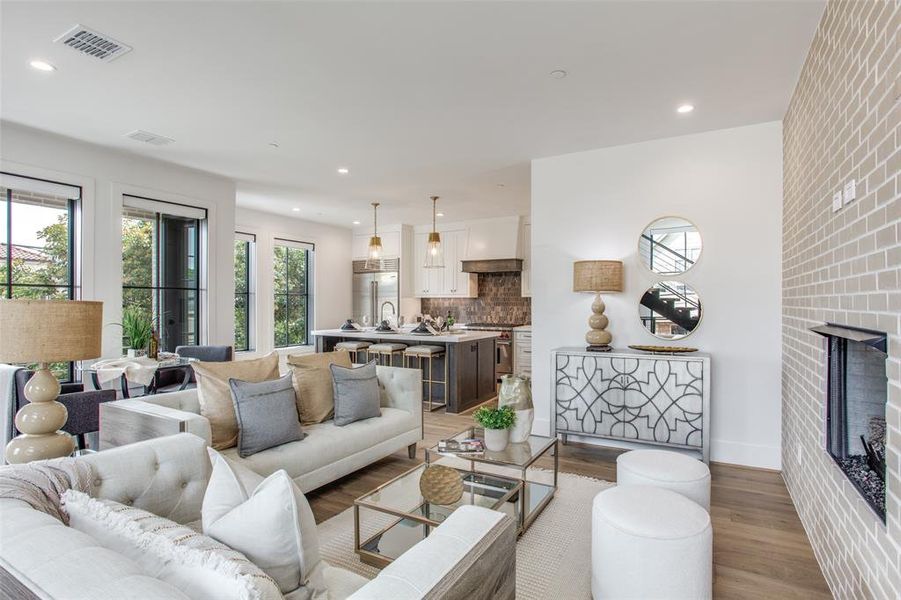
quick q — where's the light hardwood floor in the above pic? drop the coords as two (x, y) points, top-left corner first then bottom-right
(306, 408), (832, 599)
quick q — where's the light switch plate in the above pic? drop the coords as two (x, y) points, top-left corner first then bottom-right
(833, 191), (843, 212)
(843, 179), (856, 204)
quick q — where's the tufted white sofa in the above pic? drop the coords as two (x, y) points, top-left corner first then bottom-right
(0, 434), (517, 600)
(99, 365), (423, 493)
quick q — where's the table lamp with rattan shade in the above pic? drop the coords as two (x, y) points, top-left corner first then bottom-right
(0, 300), (103, 463)
(573, 260), (623, 352)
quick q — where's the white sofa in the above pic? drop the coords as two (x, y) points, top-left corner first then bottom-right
(98, 365), (423, 493)
(0, 434), (517, 600)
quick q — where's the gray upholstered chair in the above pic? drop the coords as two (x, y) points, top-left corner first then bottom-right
(13, 369), (116, 451)
(153, 345), (234, 393)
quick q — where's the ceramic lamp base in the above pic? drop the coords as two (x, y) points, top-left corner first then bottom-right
(4, 365), (75, 464)
(586, 344), (613, 353)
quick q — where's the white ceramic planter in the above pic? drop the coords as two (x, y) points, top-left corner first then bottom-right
(483, 428), (510, 452)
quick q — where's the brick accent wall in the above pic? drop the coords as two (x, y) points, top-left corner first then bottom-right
(420, 272), (531, 324)
(782, 1), (900, 597)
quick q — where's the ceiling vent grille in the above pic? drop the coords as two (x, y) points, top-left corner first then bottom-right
(54, 24), (132, 61)
(125, 130), (175, 146)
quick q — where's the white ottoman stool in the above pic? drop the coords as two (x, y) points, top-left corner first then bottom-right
(592, 485), (712, 599)
(617, 449), (711, 510)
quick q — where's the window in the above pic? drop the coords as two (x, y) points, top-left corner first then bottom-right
(273, 239), (313, 348)
(1, 173), (81, 381)
(121, 195), (205, 353)
(234, 232), (255, 352)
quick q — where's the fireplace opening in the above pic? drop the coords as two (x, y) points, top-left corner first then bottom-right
(812, 323), (888, 520)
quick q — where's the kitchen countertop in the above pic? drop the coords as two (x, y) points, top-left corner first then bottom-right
(311, 328), (500, 343)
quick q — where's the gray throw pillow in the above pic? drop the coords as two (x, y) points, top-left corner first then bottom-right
(330, 360), (382, 426)
(229, 373), (305, 457)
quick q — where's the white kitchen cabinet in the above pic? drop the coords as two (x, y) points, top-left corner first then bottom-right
(352, 229), (401, 259)
(520, 220), (531, 297)
(413, 228), (477, 298)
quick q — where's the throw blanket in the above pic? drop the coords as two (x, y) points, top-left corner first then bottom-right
(0, 457), (96, 524)
(0, 364), (20, 464)
(91, 356), (158, 387)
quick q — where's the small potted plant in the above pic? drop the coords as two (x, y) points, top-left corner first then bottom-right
(473, 405), (516, 452)
(117, 307), (153, 358)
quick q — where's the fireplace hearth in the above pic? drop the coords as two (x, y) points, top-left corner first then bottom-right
(811, 323), (888, 520)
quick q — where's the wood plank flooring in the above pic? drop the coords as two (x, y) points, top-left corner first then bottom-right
(306, 407), (832, 599)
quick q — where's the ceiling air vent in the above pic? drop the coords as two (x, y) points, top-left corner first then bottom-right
(54, 24), (132, 61)
(125, 130), (175, 146)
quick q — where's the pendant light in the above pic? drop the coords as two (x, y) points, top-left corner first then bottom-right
(423, 195), (445, 269)
(365, 202), (383, 269)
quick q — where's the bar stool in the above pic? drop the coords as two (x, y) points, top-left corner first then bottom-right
(404, 345), (447, 411)
(367, 342), (407, 367)
(335, 341), (372, 363)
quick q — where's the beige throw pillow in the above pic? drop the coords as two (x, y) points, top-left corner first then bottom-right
(286, 351), (352, 425)
(194, 351), (280, 450)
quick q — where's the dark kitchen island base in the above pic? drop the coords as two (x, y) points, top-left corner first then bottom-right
(313, 331), (498, 413)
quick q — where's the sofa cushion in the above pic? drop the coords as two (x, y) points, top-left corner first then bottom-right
(230, 373), (305, 458)
(287, 350), (352, 425)
(203, 449), (325, 595)
(221, 407), (415, 481)
(330, 361), (381, 426)
(62, 490), (282, 600)
(193, 351), (280, 449)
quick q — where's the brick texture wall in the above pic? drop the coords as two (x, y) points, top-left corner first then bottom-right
(420, 272), (531, 324)
(782, 1), (900, 597)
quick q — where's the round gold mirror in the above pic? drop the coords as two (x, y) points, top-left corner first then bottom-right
(639, 217), (702, 274)
(639, 281), (702, 340)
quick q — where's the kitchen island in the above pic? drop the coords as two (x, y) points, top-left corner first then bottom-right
(311, 328), (498, 413)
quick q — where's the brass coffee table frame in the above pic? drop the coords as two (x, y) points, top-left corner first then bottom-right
(354, 463), (523, 568)
(425, 426), (558, 533)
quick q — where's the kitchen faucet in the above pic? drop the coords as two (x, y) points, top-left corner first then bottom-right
(380, 301), (397, 322)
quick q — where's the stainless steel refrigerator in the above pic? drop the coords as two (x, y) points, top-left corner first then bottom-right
(352, 258), (400, 325)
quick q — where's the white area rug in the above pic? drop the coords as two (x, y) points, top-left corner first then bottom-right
(316, 469), (612, 600)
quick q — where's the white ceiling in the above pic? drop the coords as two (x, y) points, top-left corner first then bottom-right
(0, 1), (823, 228)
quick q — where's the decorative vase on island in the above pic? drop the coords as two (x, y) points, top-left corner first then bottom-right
(498, 374), (534, 443)
(483, 427), (510, 452)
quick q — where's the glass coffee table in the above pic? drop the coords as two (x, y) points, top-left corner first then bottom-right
(426, 426), (558, 533)
(354, 463), (522, 567)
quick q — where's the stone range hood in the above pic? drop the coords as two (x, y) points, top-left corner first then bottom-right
(461, 258), (523, 273)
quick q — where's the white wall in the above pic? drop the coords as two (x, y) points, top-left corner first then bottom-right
(0, 122), (236, 357)
(531, 121), (783, 469)
(235, 207), (351, 358)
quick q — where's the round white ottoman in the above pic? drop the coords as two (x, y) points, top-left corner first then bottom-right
(617, 449), (711, 510)
(592, 485), (712, 599)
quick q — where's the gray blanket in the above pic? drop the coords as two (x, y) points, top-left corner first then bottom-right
(0, 458), (95, 524)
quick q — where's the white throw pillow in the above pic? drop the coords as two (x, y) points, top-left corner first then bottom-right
(203, 448), (326, 596)
(62, 490), (281, 600)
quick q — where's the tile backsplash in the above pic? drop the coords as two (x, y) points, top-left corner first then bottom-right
(421, 273), (531, 324)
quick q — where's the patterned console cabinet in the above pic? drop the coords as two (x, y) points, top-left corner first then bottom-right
(552, 348), (711, 462)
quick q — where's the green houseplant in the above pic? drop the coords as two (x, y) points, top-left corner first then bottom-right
(473, 405), (516, 452)
(117, 307), (153, 357)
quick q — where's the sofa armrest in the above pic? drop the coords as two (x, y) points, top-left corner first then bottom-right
(376, 365), (422, 421)
(349, 506), (516, 600)
(100, 399), (211, 449)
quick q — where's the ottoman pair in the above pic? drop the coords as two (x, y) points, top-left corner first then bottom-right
(592, 450), (712, 599)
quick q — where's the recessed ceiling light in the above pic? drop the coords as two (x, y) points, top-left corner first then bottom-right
(29, 59), (56, 72)
(436, 212), (444, 217)
(677, 104), (695, 114)
(549, 69), (567, 79)
(352, 220), (361, 225)
(269, 142), (279, 148)
(292, 208), (301, 212)
(496, 183), (505, 188)
(337, 167), (349, 175)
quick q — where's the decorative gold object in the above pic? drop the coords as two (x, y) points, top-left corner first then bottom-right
(423, 196), (444, 269)
(0, 300), (103, 463)
(628, 345), (698, 354)
(365, 202), (383, 269)
(419, 464), (464, 505)
(573, 260), (624, 352)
